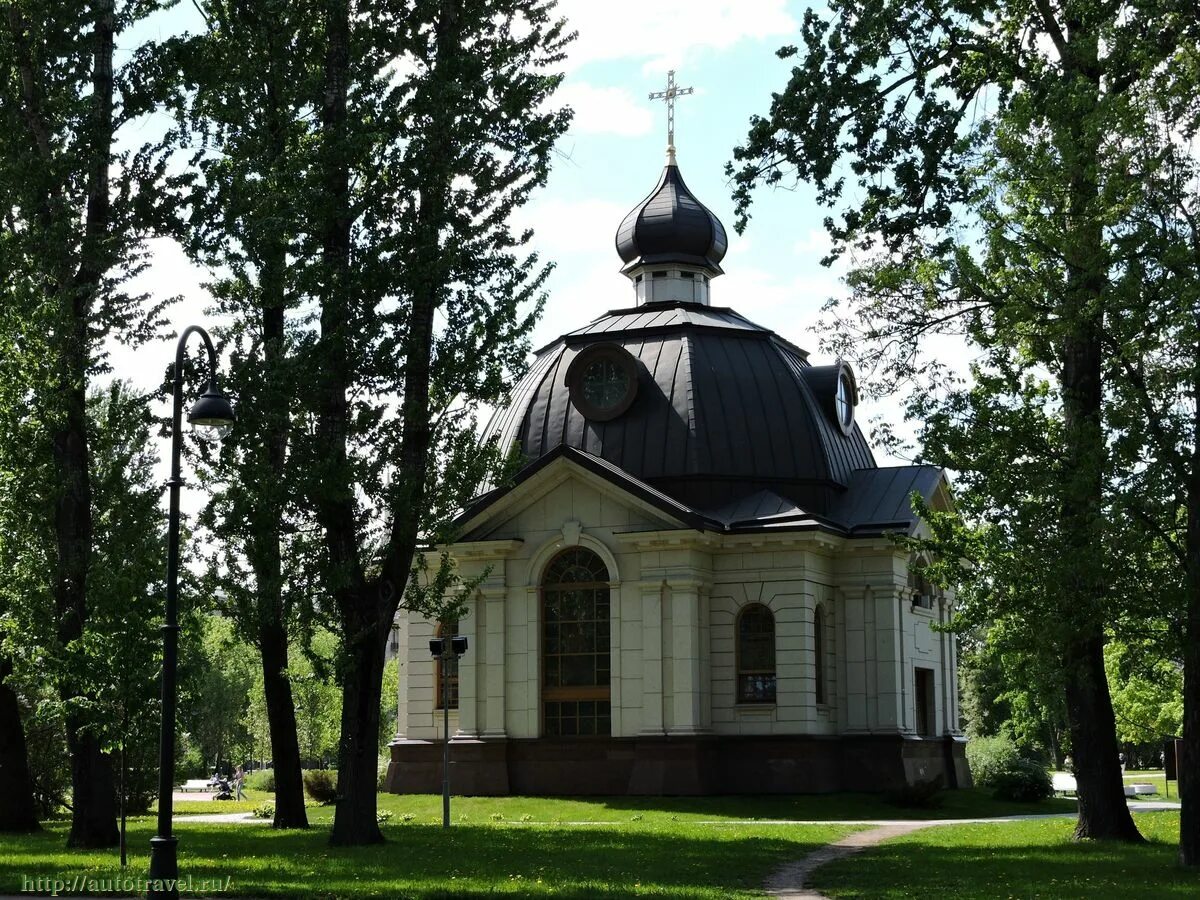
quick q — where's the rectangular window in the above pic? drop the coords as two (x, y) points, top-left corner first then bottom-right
(915, 667), (935, 736)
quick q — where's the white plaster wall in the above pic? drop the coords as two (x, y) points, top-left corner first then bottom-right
(393, 468), (963, 747)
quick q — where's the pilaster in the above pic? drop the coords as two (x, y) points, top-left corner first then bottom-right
(455, 596), (479, 738)
(639, 581), (665, 735)
(669, 577), (707, 735)
(481, 585), (507, 738)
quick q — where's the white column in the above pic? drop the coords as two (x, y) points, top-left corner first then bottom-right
(482, 586), (507, 738)
(454, 594), (479, 738)
(669, 578), (706, 735)
(639, 581), (665, 735)
(841, 587), (869, 732)
(394, 614), (410, 740)
(872, 586), (903, 732)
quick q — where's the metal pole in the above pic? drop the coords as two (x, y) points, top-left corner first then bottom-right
(442, 648), (450, 828)
(149, 326), (219, 900)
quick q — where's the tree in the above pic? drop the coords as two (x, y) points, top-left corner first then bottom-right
(307, 0), (571, 844)
(0, 382), (167, 832)
(84, 383), (168, 819)
(960, 625), (1068, 766)
(179, 615), (257, 776)
(167, 0), (324, 829)
(730, 1), (1196, 842)
(0, 655), (37, 831)
(0, 334), (38, 833)
(1100, 85), (1200, 861)
(1105, 640), (1183, 751)
(0, 0), (170, 847)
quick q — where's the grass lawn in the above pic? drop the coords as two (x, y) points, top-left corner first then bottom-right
(0, 816), (852, 898)
(1120, 770), (1178, 798)
(167, 789), (272, 816)
(301, 789), (1077, 825)
(166, 788), (1079, 823)
(813, 811), (1199, 899)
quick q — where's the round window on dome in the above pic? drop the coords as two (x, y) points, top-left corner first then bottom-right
(567, 344), (639, 421)
(835, 370), (855, 432)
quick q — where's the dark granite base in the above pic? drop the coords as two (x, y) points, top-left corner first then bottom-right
(385, 733), (970, 795)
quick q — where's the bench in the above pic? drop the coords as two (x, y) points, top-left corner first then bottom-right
(1051, 773), (1077, 795)
(1124, 783), (1157, 797)
(179, 779), (213, 792)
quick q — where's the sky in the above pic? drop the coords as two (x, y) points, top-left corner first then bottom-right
(118, 0), (913, 465)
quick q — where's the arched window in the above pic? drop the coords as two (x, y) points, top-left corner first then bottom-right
(736, 604), (776, 703)
(541, 547), (611, 736)
(814, 605), (827, 705)
(434, 619), (459, 710)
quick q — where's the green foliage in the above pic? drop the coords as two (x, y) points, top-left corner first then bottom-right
(303, 770), (338, 805)
(989, 760), (1053, 804)
(245, 769), (275, 793)
(966, 735), (1021, 789)
(731, 0), (1200, 845)
(178, 615), (257, 775)
(1, 384), (165, 819)
(252, 802), (275, 821)
(1104, 640), (1183, 744)
(378, 656), (398, 753)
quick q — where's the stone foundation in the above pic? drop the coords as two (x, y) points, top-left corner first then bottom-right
(386, 734), (970, 796)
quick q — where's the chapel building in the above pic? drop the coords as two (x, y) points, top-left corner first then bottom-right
(386, 145), (968, 795)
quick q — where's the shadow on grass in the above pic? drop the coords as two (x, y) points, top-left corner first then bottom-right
(588, 789), (1079, 822)
(0, 818), (843, 898)
(812, 811), (1199, 900)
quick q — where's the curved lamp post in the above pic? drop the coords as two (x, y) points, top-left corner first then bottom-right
(148, 325), (235, 900)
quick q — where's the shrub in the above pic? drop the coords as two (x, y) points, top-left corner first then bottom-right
(376, 810), (393, 825)
(885, 776), (943, 809)
(990, 759), (1052, 803)
(303, 769), (338, 804)
(966, 734), (1021, 788)
(252, 802), (275, 820)
(245, 769), (274, 793)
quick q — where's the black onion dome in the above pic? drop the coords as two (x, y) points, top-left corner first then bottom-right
(479, 301), (876, 514)
(615, 165), (728, 274)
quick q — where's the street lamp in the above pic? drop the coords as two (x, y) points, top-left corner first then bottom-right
(149, 325), (235, 900)
(428, 633), (468, 829)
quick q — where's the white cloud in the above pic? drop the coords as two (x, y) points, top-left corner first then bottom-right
(515, 196), (631, 258)
(555, 82), (654, 136)
(557, 0), (797, 72)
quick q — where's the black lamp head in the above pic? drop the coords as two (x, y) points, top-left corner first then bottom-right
(429, 638), (446, 658)
(188, 380), (236, 437)
(451, 635), (468, 657)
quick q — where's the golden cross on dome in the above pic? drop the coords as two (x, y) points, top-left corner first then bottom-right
(648, 70), (694, 165)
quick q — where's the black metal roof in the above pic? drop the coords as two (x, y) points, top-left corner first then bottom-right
(615, 165), (728, 274)
(479, 300), (878, 514)
(460, 445), (945, 539)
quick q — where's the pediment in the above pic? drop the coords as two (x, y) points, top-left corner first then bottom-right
(459, 452), (690, 543)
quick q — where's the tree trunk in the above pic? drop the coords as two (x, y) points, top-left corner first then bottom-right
(259, 620), (308, 829)
(0, 658), (38, 832)
(1062, 633), (1142, 841)
(1050, 16), (1143, 845)
(329, 607), (387, 846)
(54, 343), (118, 849)
(1180, 351), (1200, 866)
(1183, 582), (1199, 864)
(64, 714), (118, 848)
